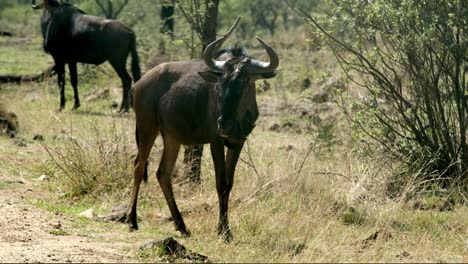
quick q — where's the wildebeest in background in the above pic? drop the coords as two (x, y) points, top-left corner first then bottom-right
(127, 18), (279, 242)
(31, 0), (141, 112)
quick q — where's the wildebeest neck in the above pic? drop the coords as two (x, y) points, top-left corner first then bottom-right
(40, 4), (86, 54)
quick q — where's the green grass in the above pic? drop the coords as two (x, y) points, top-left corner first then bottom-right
(0, 181), (21, 190)
(49, 228), (70, 236)
(0, 36), (51, 75)
(28, 198), (90, 215)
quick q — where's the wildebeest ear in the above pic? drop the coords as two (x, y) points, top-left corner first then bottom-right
(251, 69), (281, 81)
(198, 71), (222, 83)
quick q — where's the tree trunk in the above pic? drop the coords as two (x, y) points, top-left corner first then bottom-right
(160, 0), (175, 40)
(183, 0), (220, 183)
(200, 0), (219, 53)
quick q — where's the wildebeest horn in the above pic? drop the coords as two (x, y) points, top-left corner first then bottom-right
(203, 17), (241, 72)
(247, 37), (279, 74)
(31, 0), (44, 9)
(203, 37), (226, 72)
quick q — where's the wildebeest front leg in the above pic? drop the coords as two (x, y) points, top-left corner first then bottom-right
(68, 62), (80, 110)
(158, 136), (190, 236)
(55, 63), (66, 112)
(211, 138), (242, 242)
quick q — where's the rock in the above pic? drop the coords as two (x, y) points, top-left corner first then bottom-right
(13, 139), (27, 147)
(78, 208), (94, 219)
(0, 105), (18, 138)
(98, 204), (128, 222)
(36, 175), (48, 181)
(33, 134), (44, 141)
(140, 237), (209, 262)
(50, 221), (62, 229)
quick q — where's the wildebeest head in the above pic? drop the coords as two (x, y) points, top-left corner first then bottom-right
(199, 36), (279, 140)
(31, 0), (61, 10)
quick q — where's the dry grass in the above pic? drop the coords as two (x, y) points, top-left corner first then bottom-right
(0, 37), (466, 263)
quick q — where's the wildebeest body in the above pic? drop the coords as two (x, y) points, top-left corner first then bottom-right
(127, 19), (278, 242)
(33, 0), (141, 112)
(134, 60), (258, 145)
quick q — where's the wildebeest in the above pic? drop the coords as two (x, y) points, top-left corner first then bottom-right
(32, 0), (141, 112)
(127, 19), (279, 242)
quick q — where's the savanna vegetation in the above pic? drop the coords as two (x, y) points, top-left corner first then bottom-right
(0, 0), (466, 262)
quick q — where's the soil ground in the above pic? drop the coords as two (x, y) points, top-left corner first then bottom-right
(0, 173), (138, 263)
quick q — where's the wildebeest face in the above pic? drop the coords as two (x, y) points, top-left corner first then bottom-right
(199, 55), (279, 140)
(200, 32), (279, 140)
(217, 58), (251, 138)
(31, 0), (61, 10)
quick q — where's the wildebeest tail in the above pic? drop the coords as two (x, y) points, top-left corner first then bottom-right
(130, 33), (141, 83)
(135, 126), (149, 183)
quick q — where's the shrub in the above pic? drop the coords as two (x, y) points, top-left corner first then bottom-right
(292, 0), (467, 192)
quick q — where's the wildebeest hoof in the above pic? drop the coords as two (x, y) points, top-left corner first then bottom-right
(223, 233), (233, 243)
(219, 228), (233, 243)
(128, 223), (139, 232)
(117, 107), (129, 114)
(72, 103), (80, 110)
(126, 213), (139, 231)
(177, 227), (191, 237)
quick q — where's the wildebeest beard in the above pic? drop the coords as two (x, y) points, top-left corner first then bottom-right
(220, 113), (257, 147)
(215, 84), (258, 143)
(213, 45), (258, 142)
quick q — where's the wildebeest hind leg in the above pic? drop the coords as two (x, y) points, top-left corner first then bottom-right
(110, 61), (132, 113)
(157, 136), (190, 236)
(127, 124), (159, 230)
(56, 63), (66, 112)
(68, 62), (80, 110)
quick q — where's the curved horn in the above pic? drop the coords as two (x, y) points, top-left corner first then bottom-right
(247, 36), (279, 74)
(202, 17), (241, 72)
(203, 37), (226, 72)
(31, 0), (45, 9)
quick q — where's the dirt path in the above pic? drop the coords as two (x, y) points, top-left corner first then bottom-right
(0, 175), (137, 263)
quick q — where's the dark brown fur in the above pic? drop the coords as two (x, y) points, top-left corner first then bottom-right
(127, 39), (279, 242)
(32, 0), (141, 112)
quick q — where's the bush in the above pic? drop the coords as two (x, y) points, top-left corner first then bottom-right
(292, 0), (467, 192)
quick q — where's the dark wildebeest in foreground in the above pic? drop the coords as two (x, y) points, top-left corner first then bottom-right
(32, 0), (141, 112)
(127, 19), (280, 242)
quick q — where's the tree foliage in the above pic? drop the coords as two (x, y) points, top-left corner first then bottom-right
(177, 0), (220, 55)
(95, 0), (129, 19)
(294, 0), (467, 188)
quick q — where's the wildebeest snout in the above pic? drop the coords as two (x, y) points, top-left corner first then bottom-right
(217, 117), (235, 138)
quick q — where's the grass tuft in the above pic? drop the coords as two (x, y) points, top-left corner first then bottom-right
(39, 114), (133, 202)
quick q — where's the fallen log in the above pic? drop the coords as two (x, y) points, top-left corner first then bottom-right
(0, 31), (13, 37)
(0, 65), (55, 84)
